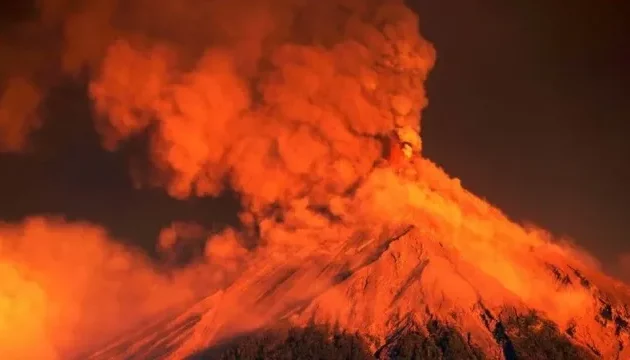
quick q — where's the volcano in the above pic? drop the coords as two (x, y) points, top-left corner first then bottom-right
(1, 0), (628, 359)
(83, 160), (630, 360)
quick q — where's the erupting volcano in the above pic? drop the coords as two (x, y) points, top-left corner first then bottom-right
(1, 0), (629, 359)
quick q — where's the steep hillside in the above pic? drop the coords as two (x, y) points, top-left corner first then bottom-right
(1, 1), (626, 358)
(85, 160), (630, 359)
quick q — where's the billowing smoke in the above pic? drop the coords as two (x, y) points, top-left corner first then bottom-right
(0, 0), (115, 151)
(0, 217), (200, 358)
(1, 0), (436, 246)
(4, 1), (620, 359)
(0, 77), (42, 151)
(89, 0), (435, 222)
(0, 0), (435, 357)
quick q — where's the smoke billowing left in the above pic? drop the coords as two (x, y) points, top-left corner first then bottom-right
(1, 0), (436, 357)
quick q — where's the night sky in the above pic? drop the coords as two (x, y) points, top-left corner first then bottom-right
(413, 0), (630, 274)
(1, 1), (629, 274)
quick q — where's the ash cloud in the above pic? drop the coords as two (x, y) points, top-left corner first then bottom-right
(1, 0), (435, 207)
(89, 0), (435, 222)
(1, 2), (625, 359)
(0, 217), (203, 358)
(0, 0), (114, 151)
(0, 0), (435, 358)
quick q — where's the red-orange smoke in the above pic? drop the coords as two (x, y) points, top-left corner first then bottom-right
(0, 77), (42, 152)
(0, 217), (213, 359)
(89, 0), (435, 222)
(1, 1), (435, 356)
(3, 0), (625, 359)
(0, 0), (115, 152)
(1, 0), (436, 229)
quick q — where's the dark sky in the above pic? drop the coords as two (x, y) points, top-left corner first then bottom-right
(0, 1), (629, 274)
(412, 0), (630, 274)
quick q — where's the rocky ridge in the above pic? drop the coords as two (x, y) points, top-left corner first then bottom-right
(85, 161), (630, 359)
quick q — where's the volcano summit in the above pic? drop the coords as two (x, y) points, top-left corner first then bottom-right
(0, 0), (628, 359)
(84, 161), (630, 360)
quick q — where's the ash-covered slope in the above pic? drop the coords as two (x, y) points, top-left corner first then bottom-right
(85, 160), (630, 360)
(3, 1), (627, 359)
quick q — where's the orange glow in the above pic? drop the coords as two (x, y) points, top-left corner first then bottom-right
(0, 0), (627, 358)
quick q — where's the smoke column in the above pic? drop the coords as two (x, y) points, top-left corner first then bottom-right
(89, 0), (435, 214)
(0, 0), (436, 357)
(4, 0), (621, 358)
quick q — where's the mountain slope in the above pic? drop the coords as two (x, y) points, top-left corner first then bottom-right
(85, 160), (630, 359)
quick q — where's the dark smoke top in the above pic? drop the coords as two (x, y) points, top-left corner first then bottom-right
(1, 0), (435, 221)
(4, 3), (630, 360)
(0, 2), (436, 357)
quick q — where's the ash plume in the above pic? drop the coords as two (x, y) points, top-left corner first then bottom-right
(0, 217), (201, 358)
(0, 0), (435, 358)
(4, 1), (623, 359)
(1, 0), (436, 242)
(89, 0), (435, 222)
